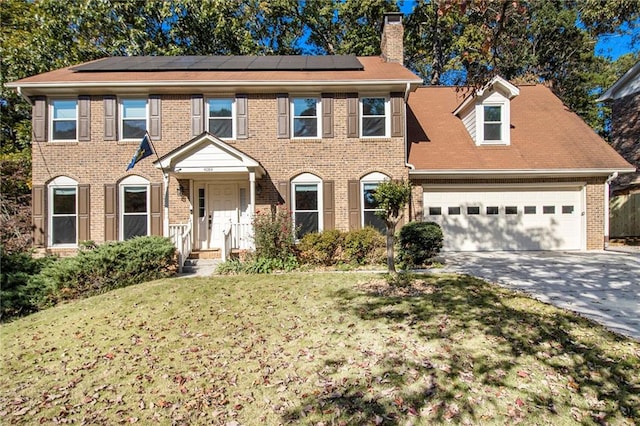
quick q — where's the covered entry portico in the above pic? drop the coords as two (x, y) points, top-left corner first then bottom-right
(155, 132), (265, 264)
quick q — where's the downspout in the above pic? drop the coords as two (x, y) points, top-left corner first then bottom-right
(403, 82), (416, 222)
(403, 82), (414, 170)
(17, 87), (33, 106)
(604, 172), (618, 248)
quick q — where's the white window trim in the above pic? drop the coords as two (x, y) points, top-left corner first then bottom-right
(475, 99), (510, 146)
(206, 97), (236, 140)
(119, 97), (149, 142)
(359, 95), (390, 138)
(291, 173), (323, 237)
(48, 176), (78, 247)
(360, 172), (389, 228)
(49, 98), (78, 142)
(119, 175), (150, 240)
(291, 96), (321, 139)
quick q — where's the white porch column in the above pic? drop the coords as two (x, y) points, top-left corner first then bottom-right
(249, 171), (256, 214)
(163, 173), (170, 236)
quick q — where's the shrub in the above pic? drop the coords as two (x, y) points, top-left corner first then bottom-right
(217, 255), (298, 275)
(252, 207), (297, 263)
(397, 221), (443, 268)
(30, 236), (177, 303)
(298, 229), (344, 266)
(343, 227), (385, 265)
(0, 247), (56, 321)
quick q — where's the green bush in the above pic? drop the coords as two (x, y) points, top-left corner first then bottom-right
(0, 247), (56, 321)
(252, 207), (297, 262)
(298, 229), (344, 266)
(216, 255), (298, 275)
(397, 221), (443, 268)
(343, 227), (385, 265)
(30, 236), (177, 303)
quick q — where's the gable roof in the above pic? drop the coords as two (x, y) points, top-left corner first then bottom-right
(598, 61), (640, 101)
(452, 75), (520, 116)
(407, 85), (635, 176)
(155, 132), (265, 177)
(8, 56), (423, 96)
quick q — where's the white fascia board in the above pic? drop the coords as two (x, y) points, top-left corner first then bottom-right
(597, 61), (640, 101)
(9, 78), (424, 96)
(409, 168), (637, 179)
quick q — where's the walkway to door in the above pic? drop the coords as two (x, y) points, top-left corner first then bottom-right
(441, 251), (640, 340)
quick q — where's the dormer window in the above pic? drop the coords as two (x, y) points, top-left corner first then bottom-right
(483, 105), (503, 142)
(453, 76), (519, 147)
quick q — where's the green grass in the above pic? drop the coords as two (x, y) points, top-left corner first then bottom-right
(1, 272), (638, 425)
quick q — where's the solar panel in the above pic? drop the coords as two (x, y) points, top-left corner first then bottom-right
(71, 55), (364, 72)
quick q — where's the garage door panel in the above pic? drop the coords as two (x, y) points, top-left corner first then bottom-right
(424, 187), (582, 251)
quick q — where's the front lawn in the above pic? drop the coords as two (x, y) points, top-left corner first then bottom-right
(1, 273), (638, 425)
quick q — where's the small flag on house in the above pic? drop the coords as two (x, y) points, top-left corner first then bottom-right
(126, 133), (154, 171)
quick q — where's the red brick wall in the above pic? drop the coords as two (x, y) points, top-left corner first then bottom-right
(32, 93), (408, 250)
(610, 92), (640, 192)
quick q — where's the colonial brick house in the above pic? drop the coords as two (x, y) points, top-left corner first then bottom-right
(598, 61), (640, 240)
(8, 13), (634, 265)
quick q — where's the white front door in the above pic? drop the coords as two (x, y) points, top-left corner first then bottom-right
(195, 183), (238, 250)
(208, 184), (238, 248)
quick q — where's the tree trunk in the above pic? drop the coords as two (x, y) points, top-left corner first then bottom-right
(386, 221), (396, 273)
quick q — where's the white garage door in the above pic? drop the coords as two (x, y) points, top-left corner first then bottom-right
(423, 185), (584, 251)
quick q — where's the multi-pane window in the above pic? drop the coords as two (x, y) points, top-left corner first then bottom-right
(483, 105), (502, 141)
(293, 182), (320, 238)
(51, 99), (77, 141)
(122, 186), (148, 239)
(361, 97), (388, 137)
(208, 98), (233, 138)
(121, 99), (147, 140)
(292, 98), (320, 138)
(362, 182), (385, 232)
(51, 187), (77, 245)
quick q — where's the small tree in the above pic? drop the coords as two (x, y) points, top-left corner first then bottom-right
(373, 180), (412, 273)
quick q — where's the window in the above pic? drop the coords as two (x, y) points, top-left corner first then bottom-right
(543, 205), (555, 214)
(121, 99), (147, 140)
(467, 206), (480, 215)
(524, 206), (536, 214)
(198, 188), (205, 218)
(448, 206), (461, 215)
(484, 105), (502, 141)
(361, 97), (388, 137)
(505, 206), (518, 215)
(562, 205), (574, 214)
(291, 174), (322, 238)
(486, 206), (499, 215)
(361, 172), (388, 232)
(120, 176), (149, 240)
(292, 97), (320, 138)
(49, 177), (77, 245)
(428, 207), (442, 215)
(51, 99), (77, 141)
(208, 98), (234, 139)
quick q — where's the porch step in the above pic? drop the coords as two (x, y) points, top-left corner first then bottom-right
(189, 249), (221, 260)
(180, 258), (222, 276)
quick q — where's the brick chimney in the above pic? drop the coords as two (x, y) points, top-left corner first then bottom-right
(380, 12), (404, 63)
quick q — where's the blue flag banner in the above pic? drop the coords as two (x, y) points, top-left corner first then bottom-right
(126, 133), (154, 171)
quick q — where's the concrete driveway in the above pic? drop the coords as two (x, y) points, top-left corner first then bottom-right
(440, 250), (640, 340)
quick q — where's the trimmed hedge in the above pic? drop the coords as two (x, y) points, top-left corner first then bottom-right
(298, 229), (345, 266)
(0, 248), (55, 320)
(1, 237), (177, 320)
(397, 221), (443, 268)
(32, 236), (177, 303)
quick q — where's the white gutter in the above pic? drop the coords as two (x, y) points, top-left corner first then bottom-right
(8, 78), (424, 90)
(410, 168), (636, 177)
(604, 171), (619, 247)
